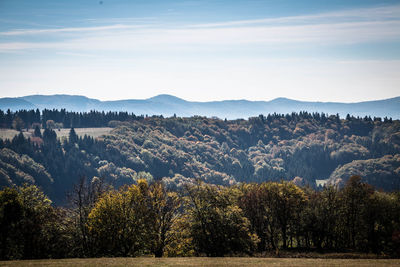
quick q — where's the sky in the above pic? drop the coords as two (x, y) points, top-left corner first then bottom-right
(0, 0), (399, 102)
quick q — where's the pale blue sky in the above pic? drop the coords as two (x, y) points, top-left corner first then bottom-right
(0, 0), (399, 102)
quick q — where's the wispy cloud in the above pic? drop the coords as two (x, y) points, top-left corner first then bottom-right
(55, 51), (99, 58)
(82, 17), (158, 24)
(0, 4), (399, 52)
(0, 24), (146, 36)
(188, 4), (400, 28)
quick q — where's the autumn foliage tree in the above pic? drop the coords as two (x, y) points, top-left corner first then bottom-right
(1, 179), (400, 259)
(185, 182), (258, 256)
(0, 184), (70, 259)
(88, 180), (151, 256)
(147, 182), (181, 257)
(87, 179), (181, 257)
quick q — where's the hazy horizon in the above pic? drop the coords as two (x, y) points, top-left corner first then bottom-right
(1, 0), (400, 102)
(1, 92), (400, 104)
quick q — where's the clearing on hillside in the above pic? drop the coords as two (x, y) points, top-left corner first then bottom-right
(0, 128), (112, 140)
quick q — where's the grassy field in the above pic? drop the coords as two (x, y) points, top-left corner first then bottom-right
(0, 128), (113, 140)
(0, 257), (399, 267)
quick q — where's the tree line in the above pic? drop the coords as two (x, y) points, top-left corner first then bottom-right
(0, 109), (145, 129)
(0, 108), (395, 130)
(1, 176), (399, 260)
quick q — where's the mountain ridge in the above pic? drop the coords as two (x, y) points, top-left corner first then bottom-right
(0, 94), (399, 119)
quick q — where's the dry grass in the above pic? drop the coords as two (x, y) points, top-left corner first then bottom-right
(0, 128), (113, 140)
(0, 129), (25, 140)
(0, 257), (399, 267)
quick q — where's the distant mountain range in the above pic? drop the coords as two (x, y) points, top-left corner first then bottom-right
(0, 94), (399, 119)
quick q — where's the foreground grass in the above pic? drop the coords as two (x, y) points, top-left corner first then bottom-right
(1, 257), (399, 267)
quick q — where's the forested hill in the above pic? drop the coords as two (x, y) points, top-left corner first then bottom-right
(1, 94), (400, 119)
(0, 112), (399, 205)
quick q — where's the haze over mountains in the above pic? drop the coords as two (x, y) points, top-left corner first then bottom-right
(1, 94), (399, 119)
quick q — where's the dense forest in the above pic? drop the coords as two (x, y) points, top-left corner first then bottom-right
(1, 178), (399, 259)
(0, 109), (399, 205)
(1, 109), (400, 259)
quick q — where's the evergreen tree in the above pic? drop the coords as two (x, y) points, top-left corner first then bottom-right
(69, 128), (78, 144)
(33, 125), (42, 138)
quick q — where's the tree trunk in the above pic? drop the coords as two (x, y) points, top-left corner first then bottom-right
(154, 247), (164, 258)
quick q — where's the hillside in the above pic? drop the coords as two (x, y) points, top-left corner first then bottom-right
(0, 98), (36, 111)
(328, 155), (400, 190)
(0, 94), (399, 119)
(0, 113), (399, 204)
(0, 148), (53, 189)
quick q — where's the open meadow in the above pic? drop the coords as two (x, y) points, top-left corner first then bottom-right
(0, 127), (112, 140)
(1, 257), (400, 267)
